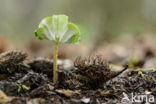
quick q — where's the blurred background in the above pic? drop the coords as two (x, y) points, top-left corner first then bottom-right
(0, 0), (156, 68)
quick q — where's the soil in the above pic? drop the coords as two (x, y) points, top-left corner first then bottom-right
(0, 50), (156, 104)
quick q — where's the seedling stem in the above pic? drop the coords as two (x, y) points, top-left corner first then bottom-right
(53, 40), (59, 83)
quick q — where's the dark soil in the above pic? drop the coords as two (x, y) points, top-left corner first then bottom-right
(0, 50), (156, 104)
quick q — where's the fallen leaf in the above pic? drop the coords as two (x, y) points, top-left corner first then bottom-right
(27, 98), (45, 104)
(56, 89), (80, 98)
(0, 90), (14, 103)
(81, 97), (90, 104)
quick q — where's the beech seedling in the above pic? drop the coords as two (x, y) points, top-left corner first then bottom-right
(34, 14), (80, 83)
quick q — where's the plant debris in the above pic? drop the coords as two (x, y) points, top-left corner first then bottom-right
(0, 50), (28, 75)
(0, 50), (155, 104)
(73, 56), (128, 89)
(56, 89), (81, 98)
(0, 90), (14, 103)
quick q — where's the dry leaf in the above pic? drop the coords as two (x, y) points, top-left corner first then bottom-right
(27, 98), (45, 104)
(56, 89), (80, 98)
(0, 90), (14, 103)
(81, 97), (90, 104)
